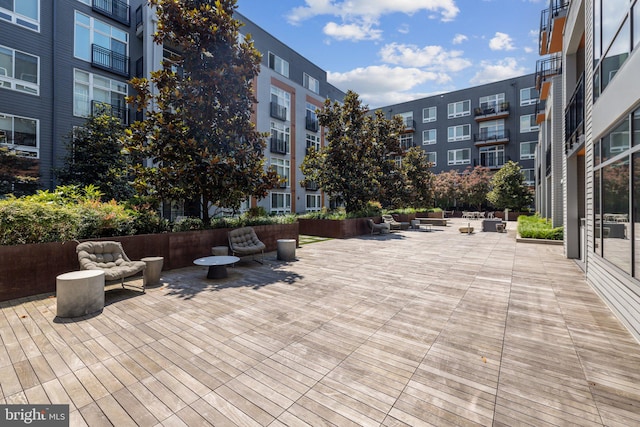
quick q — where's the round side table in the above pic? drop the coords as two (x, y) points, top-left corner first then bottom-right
(141, 256), (164, 286)
(56, 270), (105, 318)
(277, 239), (297, 261)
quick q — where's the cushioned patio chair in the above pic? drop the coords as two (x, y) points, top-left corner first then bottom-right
(382, 214), (409, 231)
(367, 219), (390, 235)
(228, 226), (266, 264)
(76, 241), (146, 292)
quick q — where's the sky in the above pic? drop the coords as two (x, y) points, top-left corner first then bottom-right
(235, 0), (546, 109)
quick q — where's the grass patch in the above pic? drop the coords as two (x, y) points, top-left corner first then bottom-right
(299, 235), (333, 245)
(517, 215), (563, 240)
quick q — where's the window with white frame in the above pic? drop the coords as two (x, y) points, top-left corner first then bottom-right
(426, 151), (437, 166)
(448, 148), (470, 165)
(306, 194), (321, 212)
(303, 73), (319, 94)
(520, 87), (538, 106)
(270, 158), (290, 188)
(479, 145), (505, 168)
(479, 93), (504, 111)
(269, 121), (290, 154)
(447, 124), (471, 142)
(520, 141), (537, 159)
(74, 12), (128, 72)
(268, 52), (289, 77)
(422, 129), (437, 145)
(522, 168), (535, 185)
(399, 133), (413, 150)
(0, 0), (39, 31)
(270, 86), (290, 121)
(271, 192), (291, 214)
(0, 45), (39, 95)
(479, 119), (505, 140)
(520, 114), (539, 133)
(447, 100), (471, 118)
(0, 113), (38, 158)
(306, 133), (320, 152)
(422, 106), (436, 123)
(73, 69), (127, 119)
(397, 111), (414, 128)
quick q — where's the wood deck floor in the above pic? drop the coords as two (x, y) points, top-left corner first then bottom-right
(1, 218), (640, 426)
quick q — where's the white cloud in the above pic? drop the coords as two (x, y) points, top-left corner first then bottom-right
(489, 32), (515, 51)
(524, 46), (534, 53)
(379, 43), (472, 73)
(452, 34), (468, 44)
(323, 21), (383, 41)
(327, 65), (446, 107)
(398, 23), (410, 34)
(470, 58), (527, 85)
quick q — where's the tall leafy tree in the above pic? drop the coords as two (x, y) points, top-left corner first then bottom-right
(487, 160), (533, 210)
(459, 166), (491, 211)
(433, 169), (461, 209)
(56, 113), (133, 201)
(125, 0), (278, 222)
(300, 91), (404, 213)
(390, 147), (434, 209)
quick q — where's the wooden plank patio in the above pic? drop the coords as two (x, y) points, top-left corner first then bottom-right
(1, 217), (639, 426)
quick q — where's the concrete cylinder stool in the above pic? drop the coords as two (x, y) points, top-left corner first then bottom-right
(211, 246), (229, 256)
(277, 239), (296, 261)
(141, 256), (164, 286)
(56, 270), (105, 318)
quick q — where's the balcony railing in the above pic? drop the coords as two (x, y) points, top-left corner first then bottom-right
(539, 0), (569, 55)
(535, 56), (562, 90)
(270, 102), (287, 121)
(306, 114), (319, 132)
(403, 118), (415, 131)
(93, 0), (130, 26)
(305, 181), (319, 191)
(565, 73), (585, 154)
(474, 102), (509, 120)
(480, 154), (505, 169)
(91, 100), (128, 125)
(91, 44), (130, 77)
(473, 129), (510, 144)
(270, 136), (289, 154)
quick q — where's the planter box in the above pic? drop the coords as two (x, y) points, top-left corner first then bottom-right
(0, 222), (298, 302)
(390, 213), (416, 222)
(298, 217), (373, 239)
(494, 211), (532, 221)
(416, 211), (444, 219)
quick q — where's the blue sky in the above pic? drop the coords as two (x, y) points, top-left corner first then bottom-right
(236, 0), (546, 109)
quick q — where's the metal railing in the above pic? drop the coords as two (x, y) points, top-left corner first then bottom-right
(473, 129), (510, 143)
(270, 102), (287, 121)
(93, 0), (130, 26)
(305, 181), (319, 191)
(403, 118), (415, 130)
(474, 102), (509, 117)
(565, 72), (585, 154)
(270, 135), (289, 154)
(91, 44), (130, 77)
(535, 55), (562, 90)
(305, 114), (319, 132)
(91, 100), (128, 125)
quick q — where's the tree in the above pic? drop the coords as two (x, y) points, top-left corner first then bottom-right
(301, 91), (404, 213)
(459, 166), (491, 211)
(56, 113), (133, 201)
(0, 146), (39, 197)
(125, 0), (278, 222)
(433, 169), (460, 209)
(395, 147), (434, 209)
(487, 161), (533, 210)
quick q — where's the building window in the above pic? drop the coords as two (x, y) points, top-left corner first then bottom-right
(448, 124), (471, 142)
(447, 100), (470, 118)
(520, 141), (537, 160)
(422, 129), (437, 145)
(270, 86), (290, 121)
(479, 145), (505, 168)
(270, 121), (290, 154)
(0, 0), (39, 31)
(271, 192), (291, 214)
(305, 102), (319, 132)
(479, 93), (505, 111)
(422, 106), (436, 123)
(520, 114), (539, 133)
(268, 52), (289, 78)
(479, 119), (506, 140)
(74, 11), (129, 74)
(306, 133), (320, 153)
(306, 194), (321, 212)
(399, 133), (414, 150)
(270, 158), (290, 188)
(303, 73), (319, 94)
(448, 148), (470, 165)
(426, 151), (437, 166)
(522, 168), (535, 186)
(0, 45), (39, 95)
(73, 69), (127, 121)
(0, 113), (38, 158)
(397, 111), (414, 129)
(520, 87), (538, 106)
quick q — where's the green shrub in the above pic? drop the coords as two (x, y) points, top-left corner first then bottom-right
(517, 215), (563, 240)
(172, 217), (205, 232)
(210, 213), (297, 229)
(0, 199), (80, 245)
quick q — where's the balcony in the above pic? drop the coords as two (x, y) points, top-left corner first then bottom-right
(305, 113), (319, 132)
(538, 0), (568, 55)
(91, 100), (128, 125)
(535, 99), (546, 125)
(565, 73), (585, 155)
(91, 44), (130, 77)
(93, 0), (130, 26)
(270, 136), (289, 154)
(270, 102), (287, 121)
(135, 5), (143, 37)
(474, 102), (509, 122)
(473, 129), (510, 146)
(535, 55), (562, 100)
(305, 181), (319, 191)
(402, 117), (415, 132)
(480, 154), (505, 169)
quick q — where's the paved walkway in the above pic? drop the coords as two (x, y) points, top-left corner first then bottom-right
(1, 218), (640, 426)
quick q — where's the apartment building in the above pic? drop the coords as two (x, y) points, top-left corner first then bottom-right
(374, 74), (539, 185)
(0, 0), (344, 215)
(536, 0), (640, 341)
